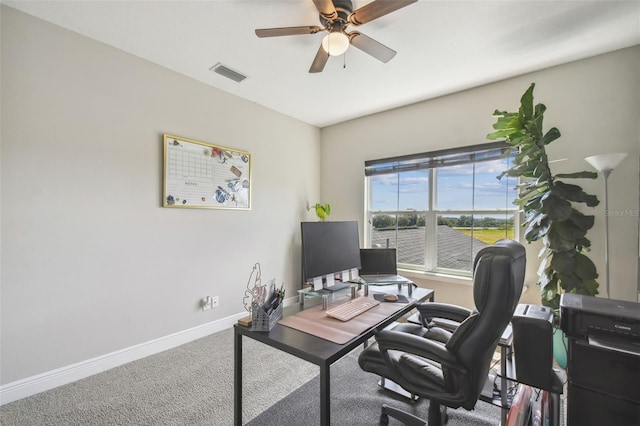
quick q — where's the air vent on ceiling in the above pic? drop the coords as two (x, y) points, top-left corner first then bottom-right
(209, 63), (248, 83)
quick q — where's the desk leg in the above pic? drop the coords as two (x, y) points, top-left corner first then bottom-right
(234, 329), (242, 426)
(320, 363), (330, 426)
(500, 345), (508, 426)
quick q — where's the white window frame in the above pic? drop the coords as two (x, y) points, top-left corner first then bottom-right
(364, 142), (519, 278)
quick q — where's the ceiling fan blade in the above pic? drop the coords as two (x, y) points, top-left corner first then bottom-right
(349, 0), (418, 26)
(255, 26), (322, 38)
(349, 32), (396, 63)
(309, 44), (330, 73)
(312, 0), (338, 21)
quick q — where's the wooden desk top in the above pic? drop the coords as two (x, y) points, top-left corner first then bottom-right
(234, 287), (434, 366)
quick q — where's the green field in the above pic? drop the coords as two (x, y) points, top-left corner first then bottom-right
(456, 228), (515, 245)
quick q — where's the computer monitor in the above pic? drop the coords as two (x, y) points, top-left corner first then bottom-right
(300, 221), (361, 283)
(359, 248), (397, 275)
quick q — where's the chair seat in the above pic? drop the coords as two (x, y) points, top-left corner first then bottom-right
(360, 322), (453, 395)
(360, 342), (447, 394)
(397, 352), (446, 392)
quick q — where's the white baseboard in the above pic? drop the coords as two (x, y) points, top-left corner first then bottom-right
(283, 295), (297, 307)
(0, 311), (248, 405)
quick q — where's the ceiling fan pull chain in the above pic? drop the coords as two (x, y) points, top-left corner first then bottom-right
(343, 51), (346, 69)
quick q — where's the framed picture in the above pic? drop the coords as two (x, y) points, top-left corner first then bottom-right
(163, 134), (251, 210)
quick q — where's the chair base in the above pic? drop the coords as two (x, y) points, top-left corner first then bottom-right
(378, 377), (420, 402)
(380, 401), (448, 426)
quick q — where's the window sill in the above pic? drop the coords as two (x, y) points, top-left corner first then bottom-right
(398, 269), (473, 287)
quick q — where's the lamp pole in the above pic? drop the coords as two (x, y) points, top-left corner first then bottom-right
(602, 168), (612, 299)
(585, 152), (627, 299)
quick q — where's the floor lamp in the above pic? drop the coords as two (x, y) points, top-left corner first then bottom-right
(585, 152), (628, 299)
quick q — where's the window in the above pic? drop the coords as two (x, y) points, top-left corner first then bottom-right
(365, 142), (517, 277)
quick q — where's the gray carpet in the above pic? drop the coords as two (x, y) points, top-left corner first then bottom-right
(1, 327), (504, 426)
(247, 350), (501, 426)
(0, 327), (318, 426)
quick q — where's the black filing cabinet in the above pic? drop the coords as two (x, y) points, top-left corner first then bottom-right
(566, 339), (640, 425)
(560, 294), (640, 426)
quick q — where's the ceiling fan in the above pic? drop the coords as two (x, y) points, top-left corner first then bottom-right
(255, 0), (417, 73)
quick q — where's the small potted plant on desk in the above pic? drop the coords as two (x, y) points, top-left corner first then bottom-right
(310, 203), (331, 221)
(487, 83), (600, 368)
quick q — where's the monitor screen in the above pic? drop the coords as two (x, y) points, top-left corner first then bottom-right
(301, 221), (361, 282)
(359, 248), (397, 275)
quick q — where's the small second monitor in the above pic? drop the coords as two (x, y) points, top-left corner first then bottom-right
(359, 248), (398, 276)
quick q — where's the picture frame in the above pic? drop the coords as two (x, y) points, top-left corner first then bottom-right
(163, 134), (251, 210)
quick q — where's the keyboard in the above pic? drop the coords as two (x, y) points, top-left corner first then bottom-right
(326, 297), (381, 321)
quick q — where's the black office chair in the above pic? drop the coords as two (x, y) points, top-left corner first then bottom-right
(358, 239), (526, 425)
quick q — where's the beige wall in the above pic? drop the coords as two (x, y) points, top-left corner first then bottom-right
(1, 6), (320, 384)
(321, 45), (640, 309)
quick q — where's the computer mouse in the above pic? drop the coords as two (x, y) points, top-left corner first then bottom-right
(384, 293), (398, 302)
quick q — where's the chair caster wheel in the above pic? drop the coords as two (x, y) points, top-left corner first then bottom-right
(380, 413), (389, 425)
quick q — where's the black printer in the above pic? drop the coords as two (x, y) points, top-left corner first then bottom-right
(560, 294), (640, 426)
(561, 293), (640, 341)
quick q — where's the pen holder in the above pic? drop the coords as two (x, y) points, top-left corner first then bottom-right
(251, 301), (282, 331)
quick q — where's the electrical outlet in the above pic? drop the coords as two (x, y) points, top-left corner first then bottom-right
(202, 296), (213, 311)
(212, 296), (219, 308)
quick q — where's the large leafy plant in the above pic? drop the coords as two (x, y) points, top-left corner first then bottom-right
(487, 83), (600, 310)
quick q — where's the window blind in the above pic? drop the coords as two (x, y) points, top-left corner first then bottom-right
(364, 141), (510, 177)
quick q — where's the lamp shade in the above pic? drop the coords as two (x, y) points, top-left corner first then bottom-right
(585, 152), (628, 172)
(321, 31), (349, 56)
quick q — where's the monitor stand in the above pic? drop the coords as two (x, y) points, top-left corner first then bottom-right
(322, 282), (350, 292)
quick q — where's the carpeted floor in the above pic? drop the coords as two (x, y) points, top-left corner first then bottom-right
(247, 349), (502, 426)
(1, 325), (547, 426)
(0, 327), (318, 425)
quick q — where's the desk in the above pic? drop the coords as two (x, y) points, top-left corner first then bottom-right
(480, 325), (513, 426)
(234, 286), (434, 426)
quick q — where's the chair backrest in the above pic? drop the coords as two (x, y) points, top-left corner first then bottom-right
(444, 239), (526, 408)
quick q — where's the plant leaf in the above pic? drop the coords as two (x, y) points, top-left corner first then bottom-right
(566, 210), (595, 232)
(555, 171), (598, 179)
(541, 127), (561, 145)
(550, 252), (576, 275)
(553, 181), (600, 207)
(574, 252), (598, 280)
(557, 272), (582, 293)
(541, 195), (573, 221)
(524, 216), (551, 242)
(546, 229), (575, 251)
(519, 83), (535, 121)
(579, 279), (599, 296)
(553, 220), (586, 242)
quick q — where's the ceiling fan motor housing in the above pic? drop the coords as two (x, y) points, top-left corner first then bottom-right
(319, 0), (353, 28)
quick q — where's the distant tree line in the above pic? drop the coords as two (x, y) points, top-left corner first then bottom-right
(372, 214), (514, 230)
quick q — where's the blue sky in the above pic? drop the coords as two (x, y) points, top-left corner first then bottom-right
(370, 158), (516, 212)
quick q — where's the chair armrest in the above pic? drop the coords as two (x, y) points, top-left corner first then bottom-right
(375, 329), (463, 372)
(416, 302), (472, 324)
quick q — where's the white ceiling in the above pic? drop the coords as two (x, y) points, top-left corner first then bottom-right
(3, 0), (640, 127)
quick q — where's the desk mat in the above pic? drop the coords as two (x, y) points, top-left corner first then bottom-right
(278, 294), (415, 345)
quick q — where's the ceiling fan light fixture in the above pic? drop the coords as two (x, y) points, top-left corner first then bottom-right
(321, 31), (349, 56)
